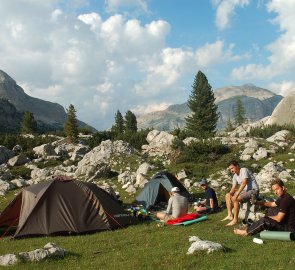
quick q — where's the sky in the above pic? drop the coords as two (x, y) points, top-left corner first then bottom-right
(1, 0), (295, 130)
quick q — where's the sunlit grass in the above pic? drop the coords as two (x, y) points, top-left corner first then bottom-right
(0, 209), (295, 270)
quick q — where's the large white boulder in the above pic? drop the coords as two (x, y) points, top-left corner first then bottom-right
(265, 89), (295, 126)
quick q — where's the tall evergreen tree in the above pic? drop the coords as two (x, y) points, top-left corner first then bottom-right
(124, 110), (137, 133)
(20, 111), (37, 134)
(225, 117), (234, 132)
(111, 110), (124, 134)
(64, 104), (78, 142)
(234, 98), (246, 125)
(185, 71), (219, 138)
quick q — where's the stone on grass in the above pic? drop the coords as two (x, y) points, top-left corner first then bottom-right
(187, 236), (224, 254)
(0, 254), (18, 266)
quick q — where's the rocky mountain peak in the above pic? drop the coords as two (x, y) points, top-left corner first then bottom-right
(214, 84), (276, 103)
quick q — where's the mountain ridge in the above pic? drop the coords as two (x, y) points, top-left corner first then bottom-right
(0, 70), (95, 132)
(137, 84), (283, 131)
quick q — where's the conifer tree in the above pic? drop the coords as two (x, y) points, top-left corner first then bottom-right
(225, 117), (234, 132)
(185, 70), (219, 138)
(234, 98), (246, 125)
(124, 110), (137, 133)
(64, 104), (78, 142)
(111, 110), (124, 134)
(20, 111), (37, 134)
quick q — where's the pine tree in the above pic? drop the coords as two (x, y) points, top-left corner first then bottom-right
(64, 104), (78, 142)
(234, 98), (246, 125)
(124, 110), (137, 133)
(111, 110), (124, 134)
(185, 71), (219, 138)
(225, 117), (234, 132)
(20, 111), (37, 134)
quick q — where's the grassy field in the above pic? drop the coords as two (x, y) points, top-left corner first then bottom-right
(0, 205), (295, 270)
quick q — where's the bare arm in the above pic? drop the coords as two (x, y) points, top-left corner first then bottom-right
(229, 184), (236, 196)
(269, 211), (285, 223)
(209, 198), (214, 209)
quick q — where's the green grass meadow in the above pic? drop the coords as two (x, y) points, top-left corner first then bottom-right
(0, 208), (295, 270)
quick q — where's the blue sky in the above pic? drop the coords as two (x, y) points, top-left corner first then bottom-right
(1, 0), (295, 130)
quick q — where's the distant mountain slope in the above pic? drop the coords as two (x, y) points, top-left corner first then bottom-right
(214, 84), (276, 103)
(0, 70), (95, 132)
(137, 84), (283, 131)
(0, 99), (22, 133)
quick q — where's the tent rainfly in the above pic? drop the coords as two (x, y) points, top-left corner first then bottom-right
(0, 176), (134, 238)
(136, 171), (190, 209)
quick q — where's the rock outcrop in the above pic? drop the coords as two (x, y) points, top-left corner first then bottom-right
(265, 89), (295, 126)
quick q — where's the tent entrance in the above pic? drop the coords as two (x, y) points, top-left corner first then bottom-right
(155, 184), (170, 206)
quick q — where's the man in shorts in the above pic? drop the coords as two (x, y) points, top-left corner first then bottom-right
(221, 160), (259, 226)
(156, 187), (188, 223)
(234, 178), (295, 236)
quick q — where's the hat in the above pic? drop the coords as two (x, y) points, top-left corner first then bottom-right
(199, 179), (208, 186)
(171, 187), (180, 192)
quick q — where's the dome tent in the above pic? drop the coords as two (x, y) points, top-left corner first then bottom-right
(0, 176), (134, 238)
(136, 171), (190, 209)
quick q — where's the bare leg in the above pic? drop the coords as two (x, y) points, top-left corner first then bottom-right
(234, 228), (248, 236)
(156, 212), (166, 221)
(221, 193), (233, 221)
(226, 197), (241, 226)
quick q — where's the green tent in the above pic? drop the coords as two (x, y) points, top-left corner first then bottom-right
(136, 171), (190, 209)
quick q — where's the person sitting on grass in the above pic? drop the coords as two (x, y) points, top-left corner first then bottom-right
(234, 178), (295, 236)
(221, 160), (259, 226)
(156, 187), (188, 223)
(194, 179), (219, 214)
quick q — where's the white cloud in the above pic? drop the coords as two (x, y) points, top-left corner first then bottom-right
(132, 102), (171, 115)
(0, 1), (243, 129)
(268, 81), (295, 96)
(212, 0), (250, 30)
(231, 0), (295, 81)
(105, 0), (148, 14)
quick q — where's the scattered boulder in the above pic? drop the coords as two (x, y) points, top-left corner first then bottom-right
(134, 173), (148, 188)
(125, 184), (136, 194)
(0, 243), (65, 266)
(187, 236), (224, 254)
(118, 171), (136, 185)
(19, 243), (65, 262)
(0, 146), (14, 165)
(176, 170), (187, 180)
(266, 130), (290, 146)
(253, 147), (268, 160)
(136, 162), (153, 176)
(12, 145), (22, 154)
(75, 140), (135, 177)
(7, 154), (30, 166)
(0, 254), (18, 266)
(33, 144), (56, 158)
(142, 130), (175, 156)
(10, 178), (28, 188)
(0, 179), (15, 196)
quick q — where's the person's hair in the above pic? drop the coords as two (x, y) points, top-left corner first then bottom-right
(271, 178), (284, 188)
(227, 160), (240, 167)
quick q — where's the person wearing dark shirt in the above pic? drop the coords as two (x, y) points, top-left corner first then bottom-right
(234, 178), (295, 236)
(194, 179), (219, 214)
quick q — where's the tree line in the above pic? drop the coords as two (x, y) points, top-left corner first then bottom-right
(11, 70), (247, 144)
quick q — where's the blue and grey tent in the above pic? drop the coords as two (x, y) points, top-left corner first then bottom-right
(136, 171), (190, 209)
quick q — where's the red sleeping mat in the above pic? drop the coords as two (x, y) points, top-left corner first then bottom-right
(166, 213), (199, 225)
